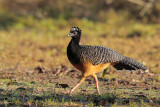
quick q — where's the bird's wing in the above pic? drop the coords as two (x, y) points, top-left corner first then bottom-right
(80, 45), (124, 65)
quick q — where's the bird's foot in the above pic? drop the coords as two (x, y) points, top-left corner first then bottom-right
(98, 92), (100, 95)
(62, 91), (70, 94)
(97, 91), (100, 95)
(69, 89), (74, 94)
(63, 90), (73, 94)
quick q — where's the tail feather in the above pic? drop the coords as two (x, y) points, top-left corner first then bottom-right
(113, 57), (147, 71)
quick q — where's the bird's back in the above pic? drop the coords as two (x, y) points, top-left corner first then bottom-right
(80, 45), (124, 65)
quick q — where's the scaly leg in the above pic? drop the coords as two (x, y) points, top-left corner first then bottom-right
(69, 76), (86, 94)
(92, 74), (100, 95)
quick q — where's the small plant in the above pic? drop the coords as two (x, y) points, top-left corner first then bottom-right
(106, 93), (118, 104)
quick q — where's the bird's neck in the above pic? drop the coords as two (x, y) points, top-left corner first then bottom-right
(67, 36), (81, 55)
(70, 36), (81, 46)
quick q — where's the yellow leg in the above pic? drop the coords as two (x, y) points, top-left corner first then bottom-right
(92, 74), (100, 95)
(69, 75), (86, 94)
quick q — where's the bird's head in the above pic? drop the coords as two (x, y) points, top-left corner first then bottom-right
(68, 27), (81, 38)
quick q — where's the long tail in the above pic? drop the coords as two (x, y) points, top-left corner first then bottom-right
(113, 56), (147, 71)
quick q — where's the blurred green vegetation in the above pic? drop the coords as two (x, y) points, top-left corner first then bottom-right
(0, 0), (160, 37)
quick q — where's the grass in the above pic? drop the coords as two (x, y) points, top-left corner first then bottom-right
(0, 79), (159, 106)
(0, 11), (160, 106)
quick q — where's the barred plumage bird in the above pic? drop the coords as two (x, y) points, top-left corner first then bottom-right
(67, 27), (148, 95)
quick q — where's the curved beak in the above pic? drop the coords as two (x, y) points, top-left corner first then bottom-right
(68, 33), (73, 37)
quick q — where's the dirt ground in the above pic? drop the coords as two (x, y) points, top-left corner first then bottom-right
(0, 33), (160, 106)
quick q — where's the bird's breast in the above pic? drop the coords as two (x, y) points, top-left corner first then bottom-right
(67, 44), (82, 65)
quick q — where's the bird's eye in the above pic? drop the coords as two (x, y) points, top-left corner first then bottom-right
(74, 32), (77, 35)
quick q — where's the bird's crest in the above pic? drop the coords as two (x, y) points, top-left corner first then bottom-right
(71, 27), (81, 32)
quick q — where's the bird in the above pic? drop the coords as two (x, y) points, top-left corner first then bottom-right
(67, 27), (148, 95)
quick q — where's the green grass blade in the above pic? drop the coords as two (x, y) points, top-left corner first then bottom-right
(102, 68), (108, 77)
